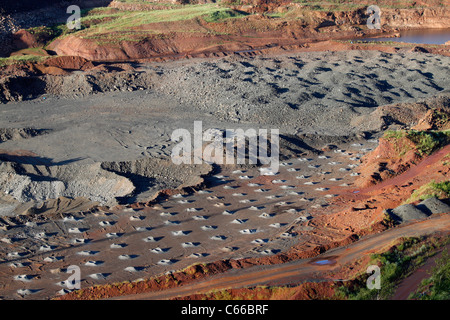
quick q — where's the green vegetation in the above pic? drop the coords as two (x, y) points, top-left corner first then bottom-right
(13, 3), (247, 47)
(383, 130), (414, 157)
(429, 180), (450, 195)
(0, 54), (49, 67)
(405, 180), (450, 203)
(383, 129), (405, 140)
(407, 130), (450, 157)
(409, 248), (450, 300)
(430, 109), (450, 128)
(203, 8), (248, 23)
(2, 24), (76, 64)
(115, 0), (182, 5)
(336, 236), (450, 300)
(64, 4), (247, 43)
(81, 4), (243, 31)
(27, 25), (69, 40)
(383, 129), (450, 157)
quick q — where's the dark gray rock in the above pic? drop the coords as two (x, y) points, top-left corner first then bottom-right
(416, 197), (450, 215)
(389, 203), (428, 223)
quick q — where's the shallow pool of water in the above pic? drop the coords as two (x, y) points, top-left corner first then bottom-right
(361, 28), (450, 45)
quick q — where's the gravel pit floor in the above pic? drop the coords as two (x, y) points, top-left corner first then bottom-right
(0, 49), (448, 299)
(0, 140), (375, 299)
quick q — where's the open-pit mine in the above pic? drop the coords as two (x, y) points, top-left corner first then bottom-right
(0, 0), (449, 304)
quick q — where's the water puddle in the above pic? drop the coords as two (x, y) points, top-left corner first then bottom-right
(360, 28), (450, 45)
(309, 256), (338, 266)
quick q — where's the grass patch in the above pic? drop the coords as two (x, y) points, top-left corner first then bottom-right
(409, 248), (450, 300)
(383, 130), (413, 157)
(434, 180), (450, 194)
(18, 4), (246, 46)
(405, 180), (450, 204)
(336, 236), (450, 300)
(0, 55), (49, 67)
(64, 4), (248, 43)
(383, 129), (450, 158)
(407, 130), (450, 157)
(115, 0), (182, 5)
(81, 5), (242, 31)
(383, 129), (406, 140)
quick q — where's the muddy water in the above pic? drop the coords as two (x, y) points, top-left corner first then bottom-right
(362, 28), (450, 44)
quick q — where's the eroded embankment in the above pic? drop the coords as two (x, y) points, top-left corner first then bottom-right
(44, 5), (450, 61)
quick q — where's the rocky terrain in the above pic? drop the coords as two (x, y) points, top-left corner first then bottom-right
(0, 0), (449, 302)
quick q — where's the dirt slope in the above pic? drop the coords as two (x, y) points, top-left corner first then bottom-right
(46, 6), (450, 61)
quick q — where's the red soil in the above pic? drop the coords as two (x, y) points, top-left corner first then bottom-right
(40, 4), (449, 62)
(173, 281), (338, 300)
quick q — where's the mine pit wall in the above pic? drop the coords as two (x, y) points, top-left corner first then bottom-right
(290, 7), (450, 30)
(306, 7), (450, 29)
(381, 7), (450, 29)
(45, 6), (450, 62)
(0, 0), (113, 14)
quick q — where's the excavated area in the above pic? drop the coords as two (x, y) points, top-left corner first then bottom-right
(43, 4), (450, 61)
(0, 139), (376, 299)
(54, 143), (450, 300)
(0, 49), (449, 300)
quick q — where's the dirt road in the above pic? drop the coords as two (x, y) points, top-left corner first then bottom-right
(115, 213), (450, 300)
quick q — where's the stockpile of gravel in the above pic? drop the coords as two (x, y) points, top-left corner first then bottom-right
(389, 203), (429, 222)
(388, 198), (450, 223)
(416, 197), (450, 215)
